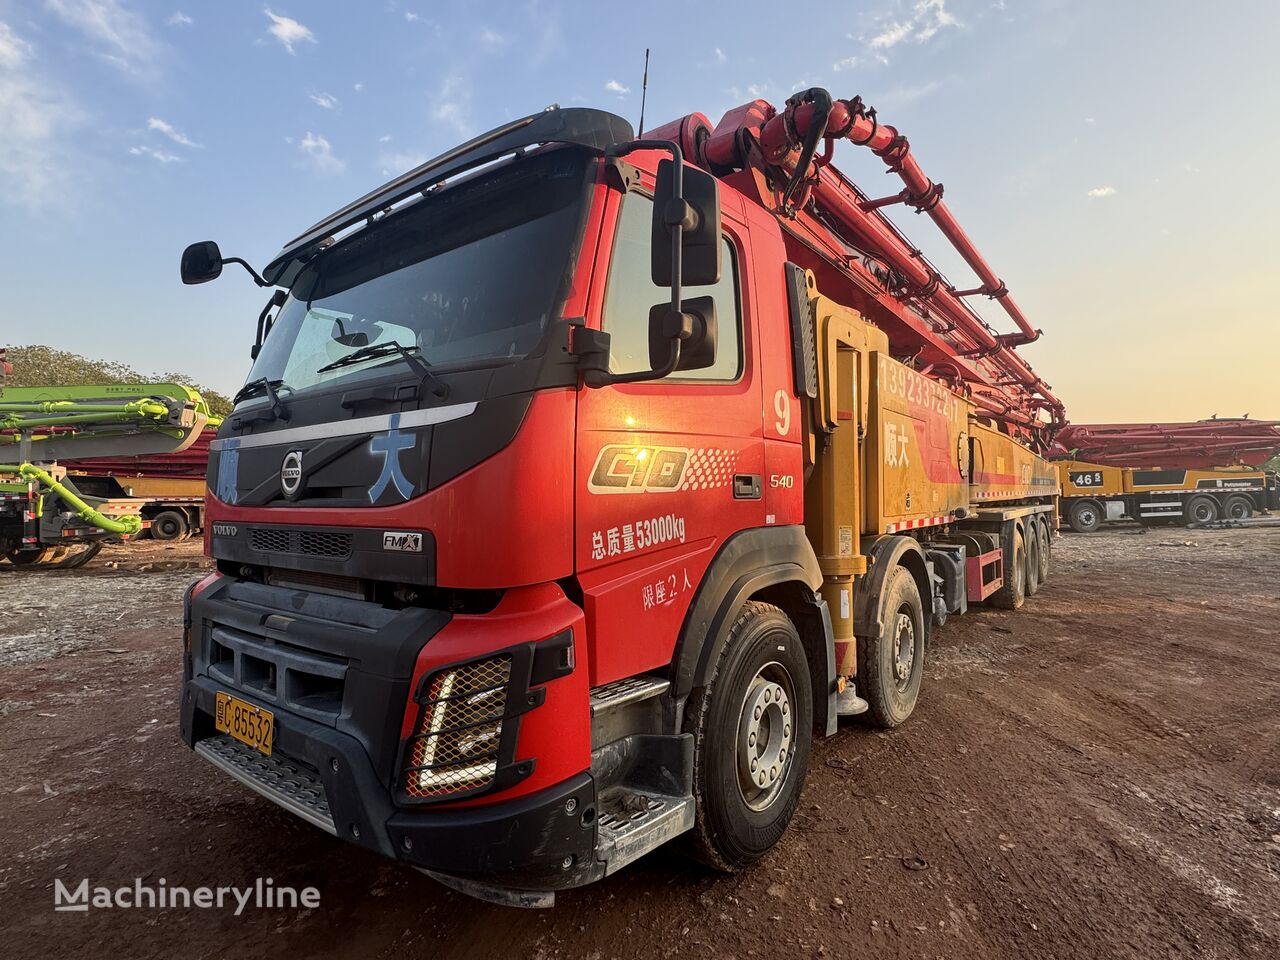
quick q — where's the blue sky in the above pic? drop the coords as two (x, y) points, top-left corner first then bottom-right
(1, 0), (1277, 422)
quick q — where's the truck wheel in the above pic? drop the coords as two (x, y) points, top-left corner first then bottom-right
(1185, 496), (1219, 525)
(1225, 495), (1253, 520)
(687, 601), (812, 871)
(1024, 525), (1041, 597)
(1068, 500), (1102, 534)
(150, 510), (190, 541)
(5, 548), (51, 566)
(991, 524), (1026, 610)
(1036, 517), (1052, 582)
(857, 566), (926, 728)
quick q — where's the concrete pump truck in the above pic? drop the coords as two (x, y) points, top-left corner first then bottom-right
(177, 91), (1062, 906)
(1, 362), (213, 568)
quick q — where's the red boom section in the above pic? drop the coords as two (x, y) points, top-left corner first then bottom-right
(1054, 420), (1280, 469)
(647, 89), (1064, 446)
(59, 428), (216, 479)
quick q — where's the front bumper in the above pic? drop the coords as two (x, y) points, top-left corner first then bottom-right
(182, 677), (602, 889)
(180, 576), (598, 893)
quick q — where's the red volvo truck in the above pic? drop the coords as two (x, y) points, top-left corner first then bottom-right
(178, 95), (1061, 905)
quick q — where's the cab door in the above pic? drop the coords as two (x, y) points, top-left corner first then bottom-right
(574, 172), (764, 686)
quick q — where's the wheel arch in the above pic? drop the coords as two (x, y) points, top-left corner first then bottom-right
(852, 535), (931, 647)
(670, 525), (837, 738)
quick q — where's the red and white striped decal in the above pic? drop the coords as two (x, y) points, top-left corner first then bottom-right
(885, 514), (955, 534)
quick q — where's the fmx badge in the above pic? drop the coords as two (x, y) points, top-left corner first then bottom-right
(280, 450), (304, 500)
(588, 445), (690, 494)
(382, 531), (423, 552)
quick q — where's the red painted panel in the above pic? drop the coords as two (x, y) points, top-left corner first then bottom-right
(400, 582), (590, 809)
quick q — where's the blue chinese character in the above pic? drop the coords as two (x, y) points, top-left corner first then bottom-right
(368, 414), (416, 503)
(215, 439), (240, 505)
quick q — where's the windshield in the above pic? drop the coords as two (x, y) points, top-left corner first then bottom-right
(242, 147), (593, 398)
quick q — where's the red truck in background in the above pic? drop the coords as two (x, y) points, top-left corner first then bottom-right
(177, 94), (1061, 906)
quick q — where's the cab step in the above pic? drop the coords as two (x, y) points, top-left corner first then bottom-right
(589, 675), (670, 715)
(194, 733), (336, 835)
(595, 789), (695, 876)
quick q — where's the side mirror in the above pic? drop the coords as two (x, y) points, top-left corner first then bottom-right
(648, 296), (718, 373)
(181, 241), (223, 285)
(651, 159), (721, 287)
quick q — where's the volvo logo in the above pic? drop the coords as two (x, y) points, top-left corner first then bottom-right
(280, 450), (304, 500)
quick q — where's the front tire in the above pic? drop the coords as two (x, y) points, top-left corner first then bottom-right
(1185, 496), (1219, 525)
(857, 566), (926, 728)
(1225, 495), (1253, 520)
(1068, 499), (1103, 534)
(687, 601), (812, 871)
(150, 509), (189, 542)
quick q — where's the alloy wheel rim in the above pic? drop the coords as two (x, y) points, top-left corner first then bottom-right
(893, 610), (915, 690)
(736, 661), (795, 812)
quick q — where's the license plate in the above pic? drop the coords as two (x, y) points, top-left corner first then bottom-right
(215, 692), (274, 756)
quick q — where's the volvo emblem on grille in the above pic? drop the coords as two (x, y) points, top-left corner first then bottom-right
(280, 450), (305, 500)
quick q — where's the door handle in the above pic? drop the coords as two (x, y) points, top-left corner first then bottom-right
(733, 474), (762, 500)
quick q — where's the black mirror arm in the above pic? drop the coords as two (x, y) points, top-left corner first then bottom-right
(251, 290), (288, 361)
(594, 338), (682, 386)
(593, 138), (690, 387)
(223, 256), (272, 288)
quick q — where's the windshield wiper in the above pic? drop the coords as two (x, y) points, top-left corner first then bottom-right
(318, 341), (448, 399)
(232, 377), (291, 422)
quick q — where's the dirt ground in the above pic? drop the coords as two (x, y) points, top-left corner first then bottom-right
(1, 528), (1278, 959)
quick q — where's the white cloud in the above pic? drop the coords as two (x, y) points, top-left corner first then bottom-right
(309, 92), (338, 110)
(869, 21), (914, 49)
(0, 21), (32, 68)
(480, 27), (509, 50)
(876, 78), (944, 108)
(405, 11), (422, 22)
(299, 131), (343, 173)
(378, 133), (392, 142)
(867, 0), (959, 57)
(167, 11), (192, 27)
(712, 47), (726, 64)
(46, 0), (160, 73)
(379, 149), (429, 178)
(147, 116), (199, 147)
(1084, 116), (1096, 125)
(431, 74), (470, 134)
(264, 9), (315, 54)
(833, 55), (859, 72)
(130, 144), (180, 163)
(1087, 185), (1117, 199)
(353, 81), (364, 93)
(0, 21), (81, 209)
(526, 1), (562, 66)
(1183, 163), (1201, 174)
(605, 79), (630, 95)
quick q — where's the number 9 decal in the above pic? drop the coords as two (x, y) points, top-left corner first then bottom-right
(773, 389), (791, 436)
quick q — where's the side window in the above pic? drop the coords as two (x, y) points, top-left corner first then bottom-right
(601, 193), (742, 380)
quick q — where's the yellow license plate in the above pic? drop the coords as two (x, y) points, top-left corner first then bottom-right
(215, 692), (274, 756)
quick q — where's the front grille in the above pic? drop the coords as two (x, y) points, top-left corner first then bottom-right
(249, 527), (352, 559)
(403, 655), (512, 799)
(207, 624), (348, 724)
